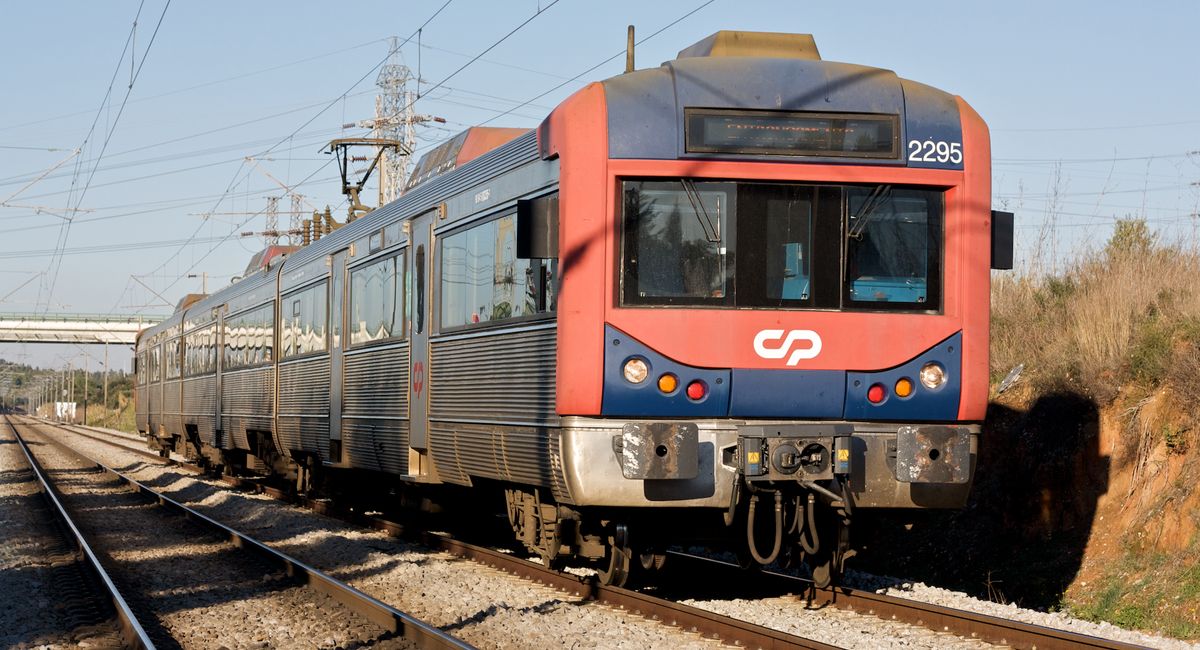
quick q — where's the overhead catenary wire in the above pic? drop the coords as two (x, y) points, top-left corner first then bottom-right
(0, 37), (391, 136)
(42, 0), (172, 315)
(477, 0), (717, 128)
(136, 0), (457, 291)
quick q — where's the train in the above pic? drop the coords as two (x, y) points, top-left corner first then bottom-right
(135, 31), (1013, 587)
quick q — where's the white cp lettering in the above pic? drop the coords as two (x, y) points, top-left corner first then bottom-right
(753, 329), (823, 366)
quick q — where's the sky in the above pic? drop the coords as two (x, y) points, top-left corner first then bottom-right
(1, 0), (1198, 371)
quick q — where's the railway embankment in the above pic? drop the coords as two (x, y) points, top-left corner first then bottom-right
(856, 218), (1200, 641)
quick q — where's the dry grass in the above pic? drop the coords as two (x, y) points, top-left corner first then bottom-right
(991, 219), (1200, 404)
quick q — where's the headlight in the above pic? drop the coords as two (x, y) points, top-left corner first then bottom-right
(919, 363), (946, 389)
(622, 358), (649, 384)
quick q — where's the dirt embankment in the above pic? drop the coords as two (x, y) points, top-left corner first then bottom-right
(854, 383), (1200, 639)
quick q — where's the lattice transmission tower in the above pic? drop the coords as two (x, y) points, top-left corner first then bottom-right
(372, 36), (443, 204)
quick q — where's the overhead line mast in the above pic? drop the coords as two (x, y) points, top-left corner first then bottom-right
(344, 36), (445, 206)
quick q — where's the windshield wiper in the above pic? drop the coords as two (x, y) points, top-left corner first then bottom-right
(847, 184), (892, 241)
(680, 179), (721, 243)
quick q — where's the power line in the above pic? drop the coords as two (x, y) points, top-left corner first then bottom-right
(478, 0), (716, 128)
(994, 151), (1198, 165)
(0, 145), (73, 152)
(0, 235), (231, 260)
(11, 131), (340, 203)
(0, 38), (390, 136)
(139, 2), (458, 290)
(994, 119), (1200, 133)
(43, 0), (172, 314)
(0, 91), (373, 189)
(409, 0), (564, 118)
(0, 177), (340, 235)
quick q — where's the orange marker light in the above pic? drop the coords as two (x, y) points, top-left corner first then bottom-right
(894, 377), (914, 398)
(658, 373), (678, 394)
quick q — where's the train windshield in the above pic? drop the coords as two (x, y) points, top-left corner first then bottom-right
(621, 180), (942, 311)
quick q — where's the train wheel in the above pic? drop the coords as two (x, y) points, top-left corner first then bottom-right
(596, 524), (633, 588)
(638, 549), (666, 572)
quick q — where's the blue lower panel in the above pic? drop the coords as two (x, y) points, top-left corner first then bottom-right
(843, 332), (962, 421)
(602, 325), (731, 417)
(729, 369), (845, 418)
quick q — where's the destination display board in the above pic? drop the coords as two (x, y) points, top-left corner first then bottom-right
(685, 109), (899, 158)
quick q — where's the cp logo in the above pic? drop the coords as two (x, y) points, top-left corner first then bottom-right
(753, 329), (822, 366)
(412, 361), (425, 396)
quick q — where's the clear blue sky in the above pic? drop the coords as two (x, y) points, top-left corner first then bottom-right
(2, 0), (1198, 370)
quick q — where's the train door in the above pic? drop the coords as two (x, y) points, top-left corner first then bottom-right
(214, 305), (225, 448)
(328, 248), (349, 464)
(407, 209), (436, 478)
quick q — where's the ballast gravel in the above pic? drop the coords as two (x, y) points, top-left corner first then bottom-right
(843, 570), (1200, 650)
(0, 423), (123, 650)
(47, 421), (1200, 649)
(18, 422), (416, 650)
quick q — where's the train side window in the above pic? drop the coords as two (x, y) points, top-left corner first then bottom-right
(222, 303), (274, 370)
(150, 345), (161, 383)
(184, 324), (217, 376)
(349, 251), (406, 346)
(281, 283), (328, 358)
(166, 338), (182, 380)
(439, 213), (556, 330)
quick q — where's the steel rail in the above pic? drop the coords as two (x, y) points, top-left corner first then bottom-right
(31, 416), (1152, 649)
(46, 421), (196, 470)
(30, 417), (839, 649)
(665, 552), (1147, 650)
(5, 416), (156, 650)
(423, 534), (841, 650)
(18, 417), (474, 650)
(808, 584), (1144, 650)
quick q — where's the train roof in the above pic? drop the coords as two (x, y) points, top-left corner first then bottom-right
(138, 129), (544, 344)
(601, 30), (965, 167)
(404, 127), (528, 192)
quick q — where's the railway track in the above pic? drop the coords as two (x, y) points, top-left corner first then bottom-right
(1, 417), (150, 649)
(7, 416), (470, 650)
(39, 417), (1149, 649)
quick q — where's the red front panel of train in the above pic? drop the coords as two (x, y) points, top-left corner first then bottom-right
(544, 84), (992, 422)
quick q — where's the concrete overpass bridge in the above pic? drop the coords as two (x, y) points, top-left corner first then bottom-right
(0, 313), (163, 344)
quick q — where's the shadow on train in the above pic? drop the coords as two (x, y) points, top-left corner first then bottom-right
(854, 391), (1107, 609)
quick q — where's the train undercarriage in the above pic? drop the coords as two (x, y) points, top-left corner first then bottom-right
(146, 420), (975, 589)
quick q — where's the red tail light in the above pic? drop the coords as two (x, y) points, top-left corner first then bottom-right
(867, 383), (886, 404)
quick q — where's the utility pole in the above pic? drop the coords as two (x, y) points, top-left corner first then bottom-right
(188, 272), (208, 294)
(103, 343), (109, 428)
(82, 353), (88, 426)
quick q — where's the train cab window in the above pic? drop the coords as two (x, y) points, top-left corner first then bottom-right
(281, 282), (328, 358)
(620, 179), (942, 312)
(439, 214), (556, 330)
(349, 252), (406, 346)
(621, 181), (732, 305)
(845, 187), (942, 309)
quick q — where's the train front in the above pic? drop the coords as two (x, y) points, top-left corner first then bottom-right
(538, 31), (1011, 585)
